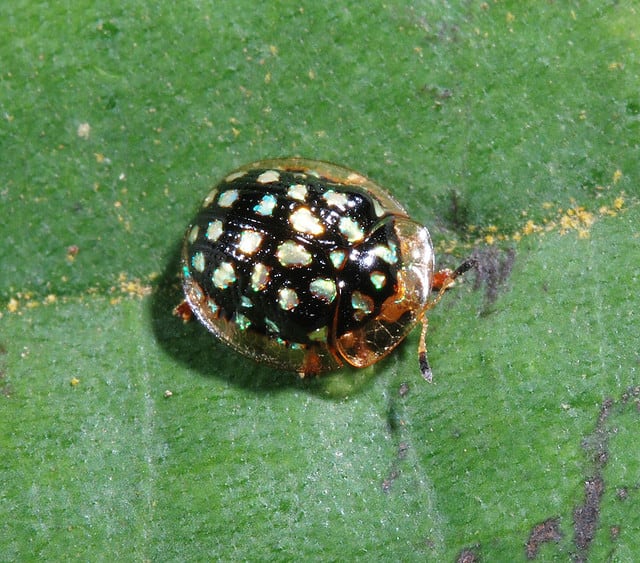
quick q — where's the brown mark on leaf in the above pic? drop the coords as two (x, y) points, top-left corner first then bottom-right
(381, 442), (410, 493)
(571, 397), (611, 562)
(526, 386), (640, 560)
(456, 547), (480, 563)
(526, 517), (563, 559)
(382, 382), (415, 492)
(572, 387), (640, 561)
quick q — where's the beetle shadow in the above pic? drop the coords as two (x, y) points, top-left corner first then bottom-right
(150, 242), (378, 400)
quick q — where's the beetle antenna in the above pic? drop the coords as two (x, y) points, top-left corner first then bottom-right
(428, 257), (478, 309)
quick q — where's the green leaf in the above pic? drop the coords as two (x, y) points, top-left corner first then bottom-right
(2, 1), (639, 560)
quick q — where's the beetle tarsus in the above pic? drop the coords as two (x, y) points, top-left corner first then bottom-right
(419, 351), (433, 383)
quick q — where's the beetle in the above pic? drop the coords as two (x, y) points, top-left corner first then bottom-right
(175, 158), (475, 380)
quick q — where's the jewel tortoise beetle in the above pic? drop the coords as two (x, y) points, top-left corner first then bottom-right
(175, 158), (475, 380)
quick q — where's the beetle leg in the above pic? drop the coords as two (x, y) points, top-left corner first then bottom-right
(419, 258), (476, 382)
(417, 315), (432, 382)
(173, 300), (193, 323)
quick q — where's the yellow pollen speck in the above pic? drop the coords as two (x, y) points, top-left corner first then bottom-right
(77, 122), (91, 139)
(614, 196), (624, 209)
(506, 11), (515, 23)
(613, 169), (623, 183)
(7, 298), (19, 313)
(118, 274), (152, 298)
(70, 377), (80, 386)
(485, 234), (495, 245)
(522, 220), (538, 236)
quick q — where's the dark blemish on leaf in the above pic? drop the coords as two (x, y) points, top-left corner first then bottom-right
(456, 547), (480, 563)
(424, 537), (436, 550)
(526, 386), (640, 560)
(571, 397), (612, 562)
(572, 388), (640, 561)
(399, 381), (409, 397)
(610, 525), (621, 541)
(573, 475), (605, 555)
(381, 469), (399, 493)
(525, 517), (562, 559)
(471, 246), (516, 312)
(420, 84), (454, 109)
(381, 443), (411, 493)
(616, 487), (628, 501)
(446, 188), (471, 235)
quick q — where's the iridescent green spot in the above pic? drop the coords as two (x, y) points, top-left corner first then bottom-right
(234, 313), (251, 331)
(257, 170), (280, 184)
(265, 318), (280, 334)
(212, 262), (236, 289)
(253, 194), (277, 216)
(278, 287), (299, 311)
(372, 199), (386, 218)
(207, 298), (219, 315)
(308, 326), (328, 342)
(276, 240), (312, 268)
(250, 263), (270, 291)
(322, 190), (349, 210)
(240, 296), (253, 308)
(191, 251), (205, 273)
(309, 278), (337, 304)
(330, 250), (347, 269)
(351, 290), (374, 321)
(369, 271), (386, 289)
(188, 225), (199, 244)
(373, 243), (398, 264)
(287, 183), (308, 201)
(290, 207), (323, 236)
(206, 220), (224, 242)
(218, 189), (239, 208)
(339, 216), (364, 243)
(182, 265), (191, 279)
(238, 229), (264, 254)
